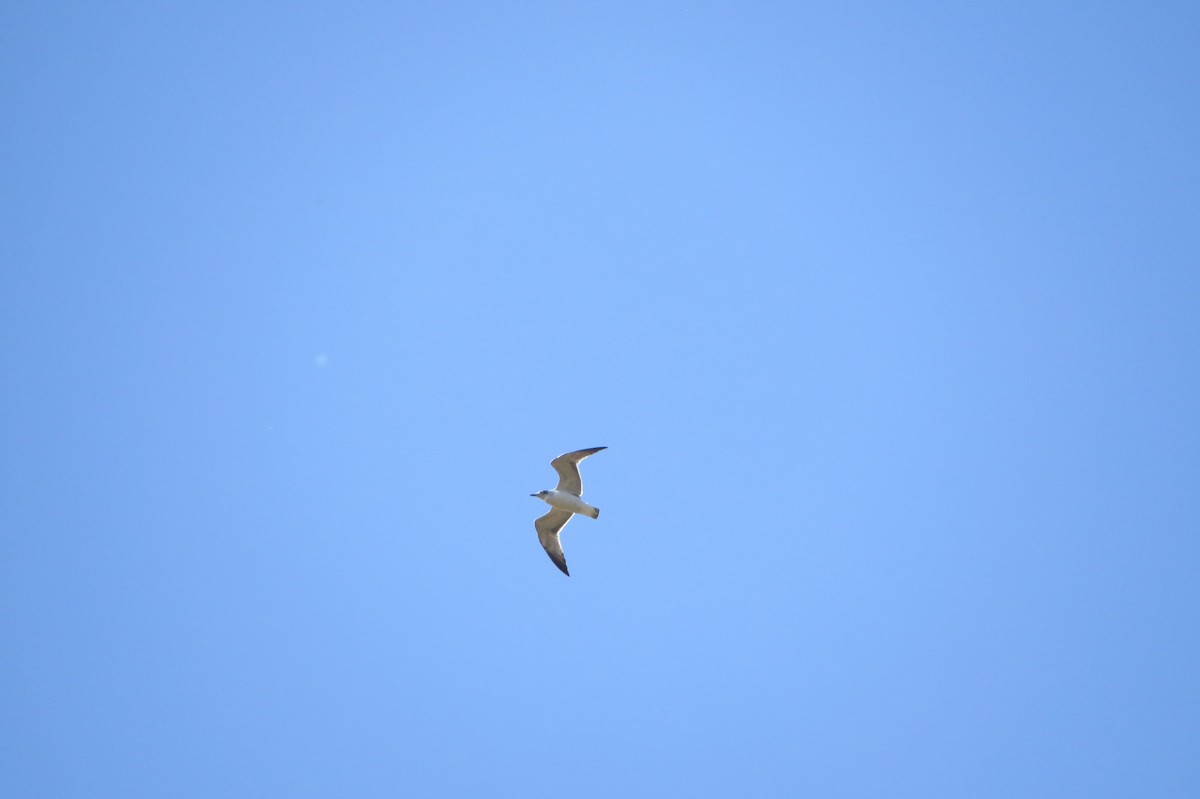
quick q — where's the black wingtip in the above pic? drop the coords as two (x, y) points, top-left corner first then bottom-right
(547, 552), (570, 576)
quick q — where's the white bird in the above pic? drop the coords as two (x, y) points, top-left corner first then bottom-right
(530, 447), (606, 576)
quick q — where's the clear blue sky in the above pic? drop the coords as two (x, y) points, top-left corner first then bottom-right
(3, 2), (1198, 796)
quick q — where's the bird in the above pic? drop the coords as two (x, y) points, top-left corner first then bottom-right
(530, 447), (607, 576)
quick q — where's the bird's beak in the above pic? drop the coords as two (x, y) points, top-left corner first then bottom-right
(530, 493), (538, 497)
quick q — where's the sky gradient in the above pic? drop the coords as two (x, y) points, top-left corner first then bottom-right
(3, 2), (1199, 796)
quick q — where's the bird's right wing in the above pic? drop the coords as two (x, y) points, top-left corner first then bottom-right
(535, 508), (574, 576)
(550, 446), (607, 495)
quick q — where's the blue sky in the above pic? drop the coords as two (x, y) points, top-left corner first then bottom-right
(2, 2), (1198, 796)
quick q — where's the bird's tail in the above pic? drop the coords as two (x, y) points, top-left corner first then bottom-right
(587, 506), (600, 520)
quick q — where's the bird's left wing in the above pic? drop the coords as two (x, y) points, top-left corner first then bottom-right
(550, 446), (607, 495)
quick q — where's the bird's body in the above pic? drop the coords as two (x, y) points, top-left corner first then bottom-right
(531, 447), (606, 576)
(534, 489), (599, 519)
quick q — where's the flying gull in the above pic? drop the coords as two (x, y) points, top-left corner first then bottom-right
(530, 447), (606, 576)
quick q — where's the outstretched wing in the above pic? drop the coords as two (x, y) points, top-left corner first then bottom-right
(535, 508), (574, 576)
(550, 446), (607, 496)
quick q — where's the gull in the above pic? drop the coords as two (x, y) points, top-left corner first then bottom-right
(530, 447), (606, 576)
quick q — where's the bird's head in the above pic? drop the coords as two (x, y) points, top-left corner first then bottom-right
(530, 490), (549, 499)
